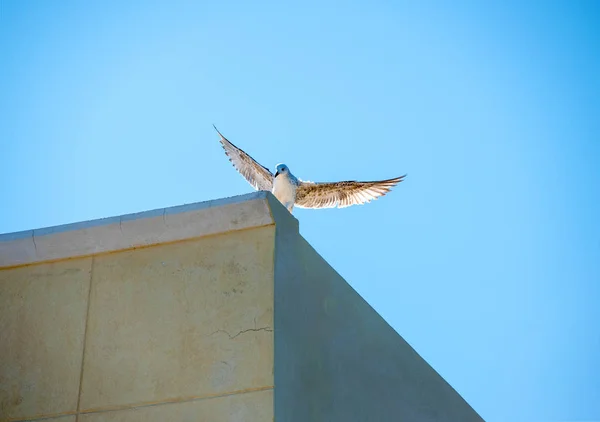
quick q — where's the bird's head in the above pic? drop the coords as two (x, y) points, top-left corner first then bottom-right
(275, 163), (289, 177)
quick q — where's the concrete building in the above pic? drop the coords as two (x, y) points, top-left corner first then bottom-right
(0, 192), (483, 422)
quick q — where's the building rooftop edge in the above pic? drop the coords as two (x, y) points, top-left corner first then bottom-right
(0, 191), (297, 269)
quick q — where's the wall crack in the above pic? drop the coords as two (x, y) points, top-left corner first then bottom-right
(31, 231), (38, 255)
(209, 327), (272, 340)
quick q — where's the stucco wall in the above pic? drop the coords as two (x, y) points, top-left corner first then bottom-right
(0, 194), (276, 422)
(273, 227), (484, 422)
(1, 192), (482, 422)
(0, 258), (91, 421)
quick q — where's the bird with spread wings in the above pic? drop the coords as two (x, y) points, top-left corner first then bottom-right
(213, 125), (406, 213)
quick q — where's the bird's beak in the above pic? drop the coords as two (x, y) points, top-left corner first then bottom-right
(274, 171), (280, 177)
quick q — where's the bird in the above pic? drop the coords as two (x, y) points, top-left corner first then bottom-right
(213, 125), (406, 213)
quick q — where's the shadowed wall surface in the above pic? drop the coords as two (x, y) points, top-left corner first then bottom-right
(0, 192), (482, 421)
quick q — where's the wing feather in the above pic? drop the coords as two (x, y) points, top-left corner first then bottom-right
(213, 125), (273, 191)
(295, 175), (406, 209)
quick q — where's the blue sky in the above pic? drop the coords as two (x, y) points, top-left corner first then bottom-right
(1, 1), (598, 420)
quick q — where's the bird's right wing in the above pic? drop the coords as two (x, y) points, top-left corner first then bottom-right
(295, 176), (406, 209)
(213, 125), (274, 191)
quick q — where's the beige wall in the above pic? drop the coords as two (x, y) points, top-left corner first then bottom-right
(0, 225), (275, 422)
(1, 192), (483, 422)
(273, 230), (484, 422)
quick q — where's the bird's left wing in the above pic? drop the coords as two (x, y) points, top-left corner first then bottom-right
(213, 125), (274, 191)
(295, 175), (406, 209)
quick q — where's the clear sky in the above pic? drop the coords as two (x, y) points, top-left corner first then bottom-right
(1, 1), (598, 420)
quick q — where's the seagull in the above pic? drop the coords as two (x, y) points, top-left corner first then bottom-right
(213, 125), (406, 213)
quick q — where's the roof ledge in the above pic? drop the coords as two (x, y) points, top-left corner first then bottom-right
(0, 191), (297, 269)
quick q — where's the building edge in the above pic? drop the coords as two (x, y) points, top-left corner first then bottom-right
(0, 191), (295, 269)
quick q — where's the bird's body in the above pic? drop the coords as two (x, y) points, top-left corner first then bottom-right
(272, 169), (299, 212)
(213, 125), (406, 214)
